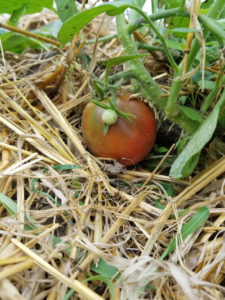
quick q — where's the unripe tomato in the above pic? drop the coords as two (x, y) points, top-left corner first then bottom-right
(81, 94), (157, 166)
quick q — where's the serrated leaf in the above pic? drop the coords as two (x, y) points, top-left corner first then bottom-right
(181, 106), (203, 123)
(55, 0), (78, 23)
(170, 89), (225, 178)
(57, 1), (134, 45)
(160, 206), (209, 260)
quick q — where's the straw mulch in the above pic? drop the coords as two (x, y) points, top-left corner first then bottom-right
(0, 9), (225, 300)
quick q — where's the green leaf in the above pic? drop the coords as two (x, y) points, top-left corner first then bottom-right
(51, 164), (81, 171)
(0, 32), (46, 53)
(0, 192), (17, 215)
(0, 0), (53, 14)
(8, 5), (26, 26)
(57, 1), (134, 45)
(197, 80), (216, 90)
(192, 70), (215, 83)
(129, 0), (146, 23)
(24, 0), (54, 14)
(164, 0), (189, 37)
(181, 106), (203, 123)
(0, 192), (36, 230)
(91, 258), (119, 279)
(63, 289), (74, 300)
(170, 89), (225, 178)
(155, 199), (165, 210)
(165, 40), (184, 51)
(102, 53), (149, 68)
(55, 0), (78, 23)
(160, 182), (174, 196)
(179, 95), (188, 105)
(160, 206), (209, 260)
(0, 0), (25, 13)
(176, 136), (190, 153)
(140, 283), (155, 292)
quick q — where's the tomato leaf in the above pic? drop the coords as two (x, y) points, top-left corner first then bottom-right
(165, 40), (184, 51)
(181, 106), (203, 124)
(8, 5), (26, 26)
(55, 0), (78, 23)
(197, 80), (215, 90)
(57, 1), (134, 45)
(0, 0), (53, 14)
(160, 206), (209, 260)
(170, 89), (225, 178)
(0, 0), (24, 13)
(0, 32), (45, 53)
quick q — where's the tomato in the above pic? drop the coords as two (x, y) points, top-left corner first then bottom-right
(81, 94), (157, 166)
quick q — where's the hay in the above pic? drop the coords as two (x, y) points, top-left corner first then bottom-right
(0, 8), (225, 300)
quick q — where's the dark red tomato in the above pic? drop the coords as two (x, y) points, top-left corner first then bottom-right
(81, 94), (157, 166)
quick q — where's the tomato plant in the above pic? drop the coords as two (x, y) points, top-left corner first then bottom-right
(82, 94), (157, 166)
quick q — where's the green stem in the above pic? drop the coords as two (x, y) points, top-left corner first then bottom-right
(85, 8), (189, 45)
(187, 0), (225, 70)
(108, 70), (137, 83)
(166, 0), (225, 119)
(116, 14), (165, 110)
(200, 70), (225, 115)
(128, 8), (189, 33)
(138, 43), (163, 52)
(129, 5), (179, 72)
(116, 14), (198, 134)
(165, 70), (183, 117)
(198, 14), (225, 43)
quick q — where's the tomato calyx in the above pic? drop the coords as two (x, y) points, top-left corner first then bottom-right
(90, 97), (136, 124)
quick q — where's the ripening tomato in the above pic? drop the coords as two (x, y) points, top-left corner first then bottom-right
(81, 94), (157, 166)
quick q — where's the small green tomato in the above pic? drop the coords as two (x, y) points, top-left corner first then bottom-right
(101, 109), (118, 125)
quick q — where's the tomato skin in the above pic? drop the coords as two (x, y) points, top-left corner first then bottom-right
(81, 94), (157, 166)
